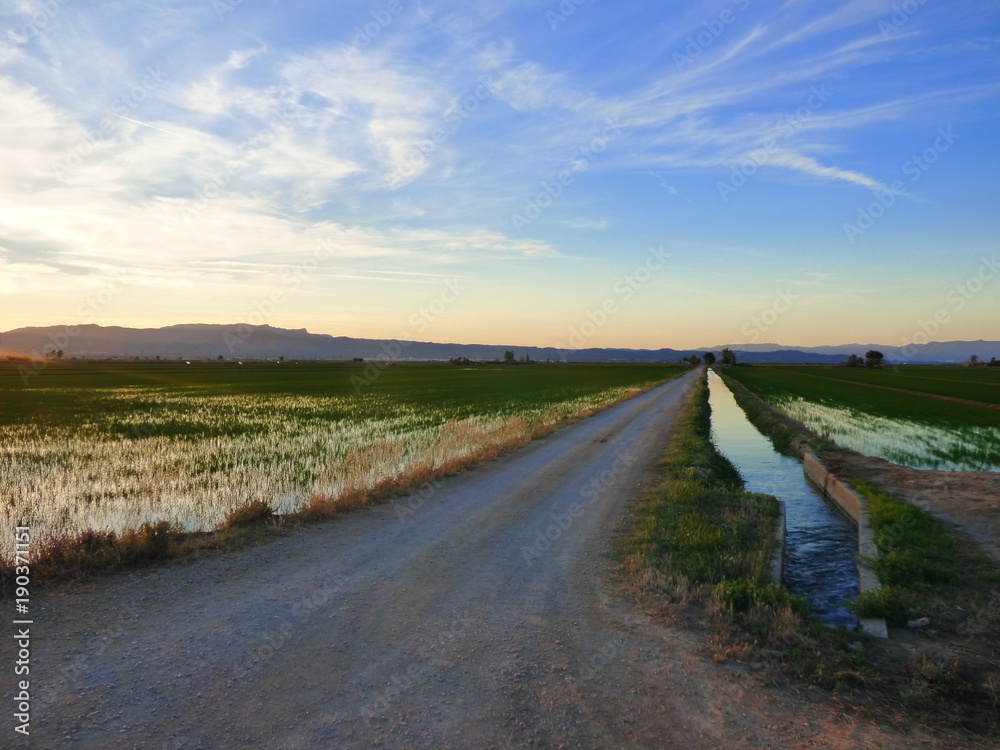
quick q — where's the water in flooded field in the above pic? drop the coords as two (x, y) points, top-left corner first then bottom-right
(772, 396), (1000, 472)
(707, 371), (859, 627)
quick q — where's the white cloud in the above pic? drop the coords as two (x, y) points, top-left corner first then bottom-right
(765, 149), (893, 191)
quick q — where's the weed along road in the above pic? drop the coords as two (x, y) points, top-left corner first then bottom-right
(5, 369), (937, 749)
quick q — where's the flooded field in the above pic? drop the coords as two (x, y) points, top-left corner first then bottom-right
(724, 365), (1000, 472)
(0, 361), (682, 563)
(774, 397), (999, 471)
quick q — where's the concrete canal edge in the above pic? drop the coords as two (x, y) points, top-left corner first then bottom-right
(802, 453), (889, 639)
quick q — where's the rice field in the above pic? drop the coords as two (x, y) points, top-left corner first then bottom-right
(0, 360), (685, 563)
(722, 365), (1000, 472)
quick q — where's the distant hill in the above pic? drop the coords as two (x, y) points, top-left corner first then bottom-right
(0, 324), (688, 363)
(712, 340), (1000, 365)
(1, 324), (996, 365)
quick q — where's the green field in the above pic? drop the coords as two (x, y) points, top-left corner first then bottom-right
(0, 360), (687, 562)
(765, 364), (1000, 406)
(723, 365), (1000, 471)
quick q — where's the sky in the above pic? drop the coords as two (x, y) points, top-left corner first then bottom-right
(1, 0), (998, 350)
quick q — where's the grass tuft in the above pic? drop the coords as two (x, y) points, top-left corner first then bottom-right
(222, 499), (276, 528)
(33, 521), (181, 577)
(851, 586), (908, 625)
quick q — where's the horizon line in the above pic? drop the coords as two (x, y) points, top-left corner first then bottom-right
(1, 322), (996, 354)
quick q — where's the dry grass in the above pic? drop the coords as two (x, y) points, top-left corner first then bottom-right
(30, 521), (181, 579)
(288, 397), (652, 523)
(222, 499), (276, 527)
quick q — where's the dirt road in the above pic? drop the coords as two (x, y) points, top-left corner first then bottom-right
(3, 371), (956, 748)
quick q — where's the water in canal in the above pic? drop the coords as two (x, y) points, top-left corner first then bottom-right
(707, 371), (859, 627)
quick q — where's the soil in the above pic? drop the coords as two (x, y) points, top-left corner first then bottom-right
(0, 372), (984, 749)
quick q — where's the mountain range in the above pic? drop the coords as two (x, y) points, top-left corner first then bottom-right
(1, 324), (996, 365)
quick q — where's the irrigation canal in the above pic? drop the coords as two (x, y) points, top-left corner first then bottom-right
(707, 370), (859, 627)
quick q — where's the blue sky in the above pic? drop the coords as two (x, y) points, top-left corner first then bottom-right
(2, 0), (998, 349)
